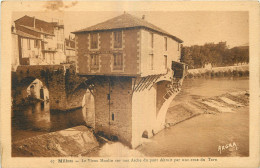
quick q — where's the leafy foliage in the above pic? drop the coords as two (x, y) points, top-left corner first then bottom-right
(180, 42), (249, 69)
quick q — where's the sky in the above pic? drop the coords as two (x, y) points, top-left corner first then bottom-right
(13, 10), (248, 48)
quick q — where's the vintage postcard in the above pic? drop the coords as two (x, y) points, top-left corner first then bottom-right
(1, 1), (260, 168)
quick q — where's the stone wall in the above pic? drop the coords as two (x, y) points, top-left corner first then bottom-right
(91, 75), (176, 148)
(94, 76), (133, 147)
(14, 65), (87, 111)
(76, 29), (139, 76)
(140, 29), (181, 77)
(132, 80), (157, 148)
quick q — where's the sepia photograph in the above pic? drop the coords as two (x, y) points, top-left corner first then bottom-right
(1, 1), (260, 168)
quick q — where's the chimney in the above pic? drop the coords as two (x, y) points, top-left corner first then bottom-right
(33, 16), (36, 28)
(142, 15), (145, 20)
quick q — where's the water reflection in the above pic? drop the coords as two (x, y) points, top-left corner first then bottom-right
(12, 92), (95, 142)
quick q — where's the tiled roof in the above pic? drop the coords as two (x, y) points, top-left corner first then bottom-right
(14, 30), (42, 40)
(14, 15), (57, 35)
(73, 13), (183, 42)
(20, 25), (54, 36)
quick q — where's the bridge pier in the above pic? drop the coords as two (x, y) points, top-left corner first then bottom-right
(91, 74), (180, 148)
(13, 65), (87, 111)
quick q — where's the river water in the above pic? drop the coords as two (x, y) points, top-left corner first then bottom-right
(137, 77), (249, 157)
(12, 77), (249, 156)
(11, 93), (94, 142)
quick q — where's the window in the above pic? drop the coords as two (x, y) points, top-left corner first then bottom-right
(164, 37), (167, 51)
(90, 33), (98, 49)
(150, 33), (154, 48)
(113, 53), (123, 70)
(112, 113), (114, 121)
(27, 39), (31, 50)
(150, 54), (154, 70)
(164, 55), (167, 69)
(90, 54), (99, 70)
(113, 31), (122, 48)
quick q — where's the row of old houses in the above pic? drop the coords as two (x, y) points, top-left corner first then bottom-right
(11, 15), (76, 71)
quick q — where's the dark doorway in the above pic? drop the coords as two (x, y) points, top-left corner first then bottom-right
(40, 88), (44, 100)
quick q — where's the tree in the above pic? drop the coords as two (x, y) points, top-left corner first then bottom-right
(180, 42), (248, 68)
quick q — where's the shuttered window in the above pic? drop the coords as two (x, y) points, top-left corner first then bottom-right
(113, 31), (122, 48)
(90, 54), (99, 70)
(113, 53), (123, 70)
(90, 33), (98, 49)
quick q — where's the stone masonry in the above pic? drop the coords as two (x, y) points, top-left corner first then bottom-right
(14, 65), (87, 111)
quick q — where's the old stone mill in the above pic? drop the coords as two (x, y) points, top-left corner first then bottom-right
(12, 13), (187, 148)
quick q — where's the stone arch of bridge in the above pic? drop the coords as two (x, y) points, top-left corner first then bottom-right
(65, 79), (95, 128)
(133, 78), (179, 141)
(15, 67), (66, 110)
(13, 76), (50, 105)
(152, 79), (180, 134)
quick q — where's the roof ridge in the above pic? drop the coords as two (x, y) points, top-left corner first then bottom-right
(75, 13), (127, 32)
(72, 13), (183, 43)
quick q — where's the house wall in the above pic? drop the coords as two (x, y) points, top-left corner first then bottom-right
(19, 37), (43, 65)
(132, 80), (157, 148)
(20, 38), (41, 58)
(76, 29), (140, 76)
(54, 28), (66, 63)
(82, 90), (95, 128)
(140, 29), (181, 77)
(94, 77), (133, 146)
(12, 33), (19, 71)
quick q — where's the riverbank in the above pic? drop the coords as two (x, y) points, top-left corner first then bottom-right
(12, 126), (99, 157)
(186, 65), (249, 78)
(166, 90), (248, 126)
